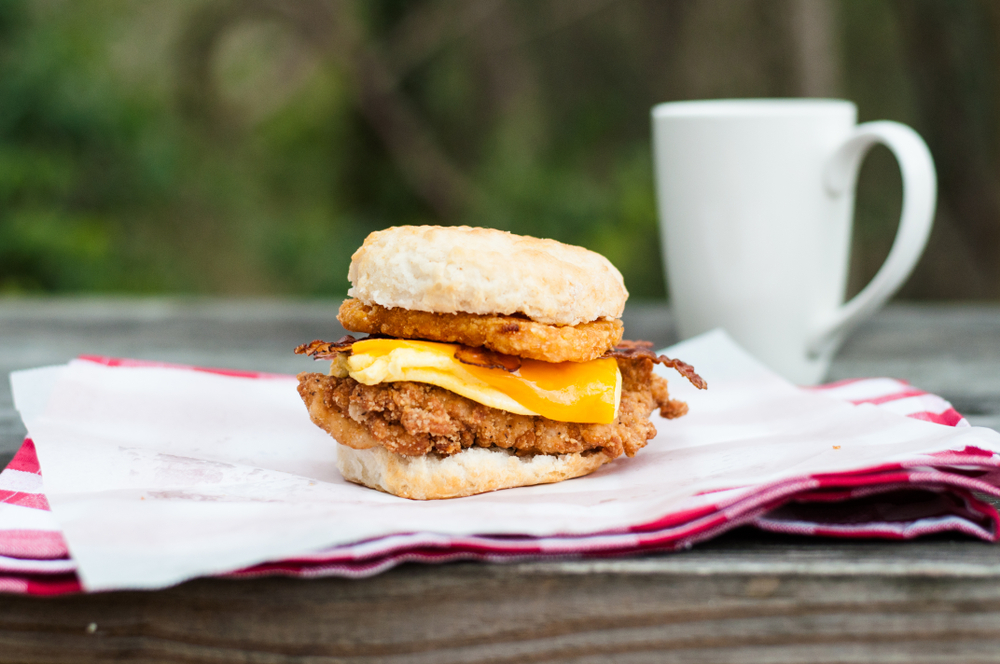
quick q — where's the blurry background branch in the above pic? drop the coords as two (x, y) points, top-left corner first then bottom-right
(381, 0), (505, 82)
(0, 0), (998, 301)
(176, 0), (483, 221)
(173, 0), (624, 222)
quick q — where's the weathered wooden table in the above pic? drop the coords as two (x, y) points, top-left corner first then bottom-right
(1, 298), (999, 663)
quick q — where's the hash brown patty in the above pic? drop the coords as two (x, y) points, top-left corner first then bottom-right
(338, 298), (624, 363)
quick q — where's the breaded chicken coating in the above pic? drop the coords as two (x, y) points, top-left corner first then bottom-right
(297, 355), (687, 460)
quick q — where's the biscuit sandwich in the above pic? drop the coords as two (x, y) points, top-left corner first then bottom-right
(295, 225), (705, 499)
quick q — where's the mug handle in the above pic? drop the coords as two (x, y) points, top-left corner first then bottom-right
(806, 121), (937, 357)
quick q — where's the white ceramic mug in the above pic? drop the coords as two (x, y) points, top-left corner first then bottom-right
(651, 99), (936, 384)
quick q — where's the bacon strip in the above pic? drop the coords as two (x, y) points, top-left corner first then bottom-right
(294, 336), (361, 359)
(295, 335), (706, 389)
(454, 345), (521, 372)
(605, 340), (707, 390)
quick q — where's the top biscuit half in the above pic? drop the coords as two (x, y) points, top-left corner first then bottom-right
(347, 226), (628, 326)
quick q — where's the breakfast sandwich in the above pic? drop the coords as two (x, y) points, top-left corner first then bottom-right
(295, 225), (705, 499)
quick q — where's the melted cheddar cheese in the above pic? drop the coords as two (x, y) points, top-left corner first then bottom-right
(331, 338), (621, 424)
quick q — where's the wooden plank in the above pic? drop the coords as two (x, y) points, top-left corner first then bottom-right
(4, 539), (1000, 663)
(2, 297), (998, 465)
(2, 299), (998, 460)
(830, 303), (1000, 431)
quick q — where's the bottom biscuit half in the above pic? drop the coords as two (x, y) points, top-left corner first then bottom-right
(336, 441), (611, 500)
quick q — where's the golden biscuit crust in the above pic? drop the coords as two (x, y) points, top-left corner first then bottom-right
(338, 299), (623, 363)
(335, 444), (612, 500)
(347, 225), (627, 325)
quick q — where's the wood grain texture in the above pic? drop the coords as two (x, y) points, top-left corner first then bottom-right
(5, 539), (1000, 663)
(2, 299), (998, 458)
(829, 303), (1000, 431)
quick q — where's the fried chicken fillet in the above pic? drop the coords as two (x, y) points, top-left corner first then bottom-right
(295, 225), (705, 500)
(297, 344), (689, 460)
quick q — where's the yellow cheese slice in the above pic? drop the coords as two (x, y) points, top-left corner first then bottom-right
(334, 338), (621, 424)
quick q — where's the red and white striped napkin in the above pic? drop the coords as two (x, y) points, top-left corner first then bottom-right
(3, 331), (1000, 595)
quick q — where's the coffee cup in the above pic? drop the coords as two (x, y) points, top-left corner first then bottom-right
(651, 99), (936, 384)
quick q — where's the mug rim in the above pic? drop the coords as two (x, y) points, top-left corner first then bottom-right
(652, 98), (856, 119)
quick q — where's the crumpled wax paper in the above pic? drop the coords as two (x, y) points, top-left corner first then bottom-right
(12, 330), (1000, 591)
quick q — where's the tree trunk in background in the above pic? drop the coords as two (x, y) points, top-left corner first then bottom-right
(790, 0), (842, 98)
(672, 0), (797, 100)
(893, 0), (1000, 299)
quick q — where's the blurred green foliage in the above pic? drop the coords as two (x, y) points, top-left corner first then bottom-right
(0, 0), (665, 297)
(0, 0), (998, 299)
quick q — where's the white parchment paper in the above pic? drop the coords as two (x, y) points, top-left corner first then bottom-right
(12, 331), (1000, 591)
